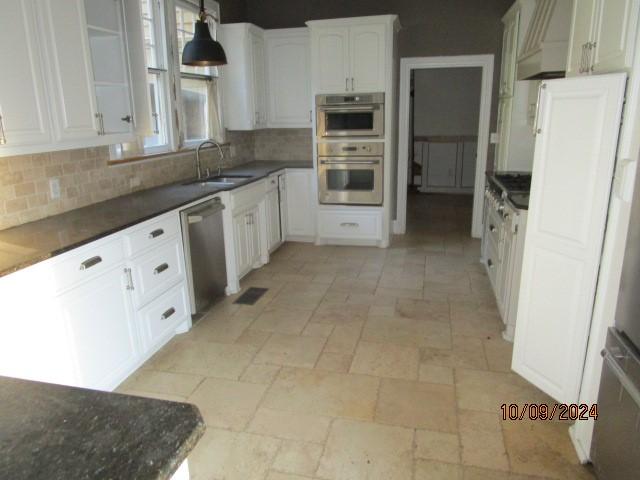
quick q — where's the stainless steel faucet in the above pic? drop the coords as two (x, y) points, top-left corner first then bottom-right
(195, 140), (225, 180)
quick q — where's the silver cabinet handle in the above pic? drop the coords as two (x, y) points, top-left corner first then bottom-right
(153, 263), (169, 275)
(489, 224), (496, 232)
(152, 112), (160, 134)
(579, 43), (586, 73)
(351, 77), (354, 91)
(345, 77), (349, 91)
(532, 83), (545, 135)
(161, 307), (176, 320)
(95, 113), (105, 135)
(0, 114), (6, 145)
(340, 222), (359, 227)
(124, 267), (135, 290)
(148, 228), (164, 239)
(588, 42), (596, 72)
(487, 259), (494, 268)
(80, 256), (102, 270)
(121, 115), (133, 123)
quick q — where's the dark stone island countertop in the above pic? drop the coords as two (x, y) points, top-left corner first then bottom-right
(0, 376), (205, 480)
(0, 160), (312, 277)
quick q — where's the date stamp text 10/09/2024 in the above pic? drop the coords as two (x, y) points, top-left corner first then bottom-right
(501, 403), (599, 421)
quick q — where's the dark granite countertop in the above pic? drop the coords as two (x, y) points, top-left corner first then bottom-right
(0, 160), (312, 277)
(0, 376), (205, 480)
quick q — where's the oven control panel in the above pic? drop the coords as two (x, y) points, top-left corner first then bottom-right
(317, 142), (384, 157)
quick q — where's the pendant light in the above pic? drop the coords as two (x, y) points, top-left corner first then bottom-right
(182, 0), (227, 66)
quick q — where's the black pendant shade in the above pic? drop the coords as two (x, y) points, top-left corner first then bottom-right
(182, 1), (227, 66)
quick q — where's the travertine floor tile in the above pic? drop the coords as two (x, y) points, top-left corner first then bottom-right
(119, 370), (202, 397)
(362, 315), (452, 349)
(180, 314), (254, 343)
(188, 378), (267, 430)
(459, 428), (509, 471)
(250, 306), (314, 335)
(375, 378), (457, 432)
(483, 338), (514, 372)
(455, 368), (550, 413)
(350, 341), (419, 380)
(415, 429), (461, 463)
(271, 440), (323, 476)
(247, 407), (332, 444)
(240, 364), (281, 384)
(188, 429), (280, 480)
(396, 297), (450, 322)
(414, 459), (463, 480)
(315, 352), (353, 373)
(310, 303), (369, 325)
(253, 333), (325, 368)
(421, 336), (488, 370)
(301, 322), (334, 338)
(261, 367), (379, 420)
(502, 420), (596, 479)
(323, 322), (363, 354)
(419, 364), (454, 385)
(148, 340), (257, 379)
(316, 418), (414, 480)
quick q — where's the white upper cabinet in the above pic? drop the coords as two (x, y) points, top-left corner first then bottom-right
(311, 26), (350, 93)
(0, 0), (52, 149)
(567, 0), (640, 75)
(265, 28), (312, 128)
(349, 24), (387, 93)
(0, 0), (148, 156)
(220, 24), (267, 130)
(512, 73), (626, 403)
(499, 9), (519, 98)
(308, 16), (398, 94)
(38, 0), (98, 142)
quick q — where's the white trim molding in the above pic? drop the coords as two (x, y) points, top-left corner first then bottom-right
(395, 54), (494, 238)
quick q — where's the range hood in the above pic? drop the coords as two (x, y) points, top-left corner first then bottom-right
(517, 0), (572, 80)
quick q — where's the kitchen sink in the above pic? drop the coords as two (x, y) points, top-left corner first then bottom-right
(182, 175), (252, 187)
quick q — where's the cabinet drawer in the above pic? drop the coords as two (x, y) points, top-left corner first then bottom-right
(317, 209), (382, 240)
(137, 282), (189, 353)
(130, 237), (184, 307)
(51, 236), (125, 293)
(124, 214), (181, 257)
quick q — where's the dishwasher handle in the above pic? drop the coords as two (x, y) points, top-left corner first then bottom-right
(601, 348), (640, 409)
(186, 199), (225, 224)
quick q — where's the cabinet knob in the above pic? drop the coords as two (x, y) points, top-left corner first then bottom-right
(121, 115), (133, 123)
(80, 256), (102, 270)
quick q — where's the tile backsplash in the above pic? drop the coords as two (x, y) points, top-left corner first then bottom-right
(0, 128), (311, 230)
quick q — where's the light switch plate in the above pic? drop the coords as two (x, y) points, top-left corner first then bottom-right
(49, 178), (61, 200)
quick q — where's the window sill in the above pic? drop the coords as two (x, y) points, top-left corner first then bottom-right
(107, 143), (230, 166)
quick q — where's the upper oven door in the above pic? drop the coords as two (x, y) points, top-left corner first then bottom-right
(317, 104), (384, 138)
(318, 157), (383, 205)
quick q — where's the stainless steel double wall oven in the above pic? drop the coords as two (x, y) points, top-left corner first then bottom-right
(315, 93), (384, 206)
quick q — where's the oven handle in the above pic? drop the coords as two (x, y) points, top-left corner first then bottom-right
(320, 159), (381, 165)
(318, 105), (380, 112)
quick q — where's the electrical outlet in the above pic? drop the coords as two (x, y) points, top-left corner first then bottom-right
(49, 178), (61, 200)
(229, 145), (236, 157)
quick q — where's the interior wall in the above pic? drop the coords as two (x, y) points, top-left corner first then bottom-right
(413, 67), (482, 137)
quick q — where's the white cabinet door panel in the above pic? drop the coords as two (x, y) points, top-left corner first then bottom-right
(286, 169), (316, 238)
(312, 27), (350, 93)
(426, 143), (458, 187)
(39, 0), (98, 141)
(566, 0), (597, 77)
(59, 266), (138, 390)
(250, 31), (267, 127)
(0, 0), (51, 148)
(592, 0), (639, 73)
(266, 30), (311, 127)
(349, 23), (386, 92)
(512, 74), (626, 403)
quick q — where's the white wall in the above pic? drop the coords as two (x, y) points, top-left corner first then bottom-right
(413, 67), (482, 137)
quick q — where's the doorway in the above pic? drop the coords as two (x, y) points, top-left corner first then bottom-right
(395, 55), (494, 238)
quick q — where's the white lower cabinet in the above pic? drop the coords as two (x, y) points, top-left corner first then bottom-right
(317, 208), (382, 243)
(285, 169), (316, 240)
(233, 207), (261, 278)
(137, 282), (189, 353)
(58, 265), (139, 390)
(265, 179), (282, 252)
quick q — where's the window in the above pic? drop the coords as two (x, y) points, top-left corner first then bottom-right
(174, 1), (220, 147)
(110, 0), (222, 161)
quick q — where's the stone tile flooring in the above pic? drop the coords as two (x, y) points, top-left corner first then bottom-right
(118, 193), (595, 479)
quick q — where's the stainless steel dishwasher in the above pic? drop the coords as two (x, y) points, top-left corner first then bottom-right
(180, 197), (227, 320)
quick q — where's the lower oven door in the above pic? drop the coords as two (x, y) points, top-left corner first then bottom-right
(318, 157), (383, 205)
